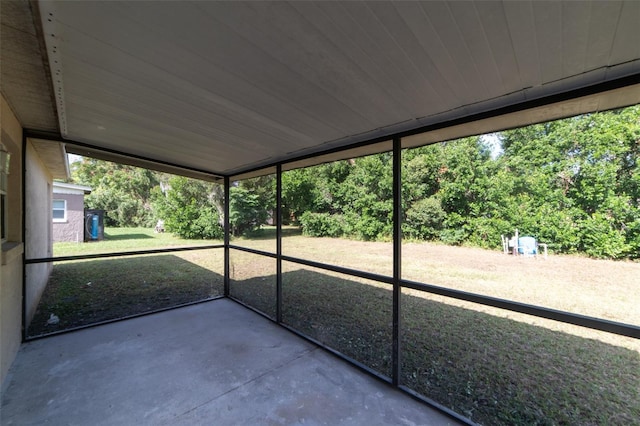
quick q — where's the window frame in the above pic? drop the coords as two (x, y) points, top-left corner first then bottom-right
(52, 198), (67, 223)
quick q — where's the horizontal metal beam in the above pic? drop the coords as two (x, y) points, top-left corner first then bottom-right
(23, 129), (225, 181)
(229, 245), (277, 259)
(280, 254), (394, 285)
(231, 247), (639, 340)
(402, 279), (640, 339)
(25, 244), (224, 264)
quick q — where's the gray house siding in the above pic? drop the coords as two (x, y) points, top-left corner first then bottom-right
(52, 193), (85, 242)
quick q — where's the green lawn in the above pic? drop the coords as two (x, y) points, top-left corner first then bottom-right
(30, 227), (640, 426)
(53, 226), (221, 257)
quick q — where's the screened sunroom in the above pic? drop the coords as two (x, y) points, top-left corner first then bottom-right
(1, 2), (639, 425)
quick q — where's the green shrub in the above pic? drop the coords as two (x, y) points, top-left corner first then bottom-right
(465, 216), (512, 249)
(404, 197), (446, 240)
(300, 212), (344, 237)
(191, 207), (224, 240)
(229, 186), (268, 237)
(154, 176), (223, 240)
(579, 213), (630, 259)
(439, 212), (467, 245)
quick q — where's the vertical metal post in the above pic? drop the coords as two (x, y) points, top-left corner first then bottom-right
(392, 137), (402, 386)
(224, 176), (230, 297)
(276, 165), (283, 323)
(21, 133), (27, 342)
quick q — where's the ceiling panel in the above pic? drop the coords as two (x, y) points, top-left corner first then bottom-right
(0, 1), (58, 131)
(610, 1), (640, 65)
(2, 0), (637, 177)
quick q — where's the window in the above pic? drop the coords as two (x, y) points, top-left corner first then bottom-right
(52, 199), (66, 222)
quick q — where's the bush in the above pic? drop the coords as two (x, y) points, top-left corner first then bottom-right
(439, 212), (467, 245)
(191, 207), (224, 240)
(579, 213), (630, 259)
(464, 216), (514, 249)
(154, 176), (224, 240)
(344, 211), (391, 241)
(404, 197), (446, 240)
(300, 212), (344, 237)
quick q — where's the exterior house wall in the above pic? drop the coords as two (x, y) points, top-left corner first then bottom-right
(24, 142), (54, 331)
(1, 94), (24, 386)
(52, 193), (85, 242)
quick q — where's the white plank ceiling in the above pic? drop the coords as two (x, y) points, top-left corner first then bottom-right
(29, 1), (640, 176)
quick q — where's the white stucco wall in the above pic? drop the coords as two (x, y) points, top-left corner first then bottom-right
(24, 142), (54, 329)
(1, 94), (24, 386)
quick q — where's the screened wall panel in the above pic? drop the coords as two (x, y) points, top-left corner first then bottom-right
(282, 261), (393, 379)
(229, 249), (276, 319)
(400, 288), (640, 425)
(400, 120), (640, 328)
(229, 174), (277, 254)
(281, 147), (393, 277)
(27, 249), (224, 337)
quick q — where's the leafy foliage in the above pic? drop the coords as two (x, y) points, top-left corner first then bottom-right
(229, 185), (268, 237)
(71, 159), (159, 227)
(403, 197), (445, 240)
(228, 175), (275, 237)
(153, 176), (223, 240)
(70, 105), (640, 259)
(279, 106), (640, 259)
(299, 212), (344, 237)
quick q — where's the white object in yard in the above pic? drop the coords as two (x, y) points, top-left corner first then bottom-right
(47, 313), (60, 325)
(155, 220), (165, 233)
(538, 243), (548, 259)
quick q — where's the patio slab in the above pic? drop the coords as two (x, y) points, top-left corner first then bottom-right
(1, 299), (460, 425)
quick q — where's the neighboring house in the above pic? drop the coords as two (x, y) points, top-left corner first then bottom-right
(52, 182), (91, 243)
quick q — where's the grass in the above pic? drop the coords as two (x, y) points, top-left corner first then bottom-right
(30, 226), (640, 425)
(53, 227), (221, 257)
(31, 227), (224, 335)
(229, 265), (639, 425)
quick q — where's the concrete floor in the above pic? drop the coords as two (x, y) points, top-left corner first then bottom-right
(1, 299), (459, 425)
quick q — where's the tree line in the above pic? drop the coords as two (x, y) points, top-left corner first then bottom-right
(71, 105), (639, 259)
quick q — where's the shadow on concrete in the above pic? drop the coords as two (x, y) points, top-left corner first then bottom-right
(3, 300), (457, 425)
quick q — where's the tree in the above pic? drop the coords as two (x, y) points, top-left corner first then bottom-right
(281, 168), (318, 223)
(71, 158), (159, 227)
(153, 176), (223, 239)
(285, 105), (640, 259)
(403, 196), (445, 240)
(499, 105), (640, 258)
(229, 175), (275, 237)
